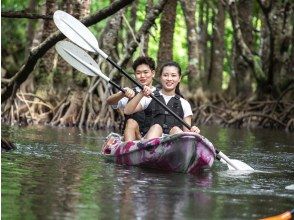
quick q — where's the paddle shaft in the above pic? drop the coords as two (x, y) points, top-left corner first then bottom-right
(109, 81), (125, 93)
(106, 57), (192, 130)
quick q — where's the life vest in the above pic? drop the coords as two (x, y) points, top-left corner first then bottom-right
(145, 90), (184, 134)
(122, 87), (153, 135)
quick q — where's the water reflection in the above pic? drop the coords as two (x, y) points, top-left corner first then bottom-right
(99, 165), (214, 219)
(2, 149), (83, 219)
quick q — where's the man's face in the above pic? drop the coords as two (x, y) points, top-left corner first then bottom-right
(134, 64), (155, 86)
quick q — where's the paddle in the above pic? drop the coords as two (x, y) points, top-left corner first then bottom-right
(53, 10), (254, 171)
(55, 41), (124, 93)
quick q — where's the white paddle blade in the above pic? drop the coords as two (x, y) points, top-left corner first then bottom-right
(56, 41), (108, 81)
(218, 151), (254, 171)
(229, 160), (254, 171)
(53, 10), (98, 53)
(220, 158), (254, 171)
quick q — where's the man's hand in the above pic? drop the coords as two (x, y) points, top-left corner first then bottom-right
(124, 87), (135, 99)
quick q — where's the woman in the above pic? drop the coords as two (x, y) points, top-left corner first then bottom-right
(124, 61), (200, 139)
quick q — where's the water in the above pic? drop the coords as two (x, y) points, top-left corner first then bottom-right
(1, 125), (293, 219)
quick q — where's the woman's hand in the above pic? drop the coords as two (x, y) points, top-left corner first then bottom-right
(190, 126), (200, 133)
(141, 85), (152, 97)
(124, 87), (135, 99)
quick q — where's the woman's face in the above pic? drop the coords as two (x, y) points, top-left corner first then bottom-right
(135, 64), (155, 86)
(160, 66), (181, 92)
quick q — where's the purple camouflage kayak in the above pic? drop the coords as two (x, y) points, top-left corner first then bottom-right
(101, 132), (216, 174)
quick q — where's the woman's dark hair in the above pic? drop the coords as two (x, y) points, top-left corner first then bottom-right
(159, 61), (183, 97)
(132, 56), (156, 71)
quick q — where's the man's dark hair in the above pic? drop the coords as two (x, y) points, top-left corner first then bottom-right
(132, 56), (156, 71)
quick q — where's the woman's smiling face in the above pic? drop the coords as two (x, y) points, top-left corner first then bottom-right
(160, 66), (181, 92)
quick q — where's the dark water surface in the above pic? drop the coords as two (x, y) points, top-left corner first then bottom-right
(1, 125), (293, 219)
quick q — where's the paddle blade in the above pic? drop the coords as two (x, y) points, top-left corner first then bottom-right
(53, 10), (98, 53)
(226, 159), (254, 171)
(55, 41), (105, 79)
(217, 151), (254, 171)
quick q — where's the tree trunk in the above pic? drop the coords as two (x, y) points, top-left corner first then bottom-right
(180, 0), (200, 91)
(228, 0), (293, 98)
(143, 0), (154, 55)
(78, 0), (91, 18)
(233, 0), (253, 99)
(101, 10), (124, 60)
(127, 2), (138, 44)
(59, 0), (92, 91)
(99, 10), (124, 117)
(257, 0), (294, 95)
(199, 2), (211, 85)
(157, 0), (178, 70)
(38, 0), (57, 86)
(21, 0), (38, 95)
(260, 7), (270, 79)
(207, 0), (225, 93)
(227, 0), (266, 99)
(25, 0), (37, 59)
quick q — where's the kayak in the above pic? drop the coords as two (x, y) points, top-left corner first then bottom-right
(260, 209), (294, 220)
(101, 132), (216, 174)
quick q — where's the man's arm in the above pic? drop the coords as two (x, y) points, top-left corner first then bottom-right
(106, 87), (135, 105)
(106, 91), (125, 105)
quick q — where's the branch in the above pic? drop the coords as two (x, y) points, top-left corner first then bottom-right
(1, 0), (135, 103)
(1, 10), (52, 19)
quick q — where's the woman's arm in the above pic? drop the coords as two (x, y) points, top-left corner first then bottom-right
(124, 92), (144, 115)
(183, 116), (200, 133)
(124, 86), (151, 115)
(183, 116), (192, 132)
(106, 87), (134, 105)
(181, 99), (200, 133)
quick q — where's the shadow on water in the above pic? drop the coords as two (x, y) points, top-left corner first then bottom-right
(1, 124), (293, 219)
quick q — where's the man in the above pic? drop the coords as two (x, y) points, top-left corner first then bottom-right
(106, 56), (156, 141)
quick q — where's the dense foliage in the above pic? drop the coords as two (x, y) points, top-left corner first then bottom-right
(1, 0), (293, 131)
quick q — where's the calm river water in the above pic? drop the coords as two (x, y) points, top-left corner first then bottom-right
(1, 125), (293, 219)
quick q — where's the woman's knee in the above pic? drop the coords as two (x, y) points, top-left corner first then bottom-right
(151, 124), (163, 133)
(144, 124), (163, 139)
(170, 126), (183, 135)
(125, 118), (139, 129)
